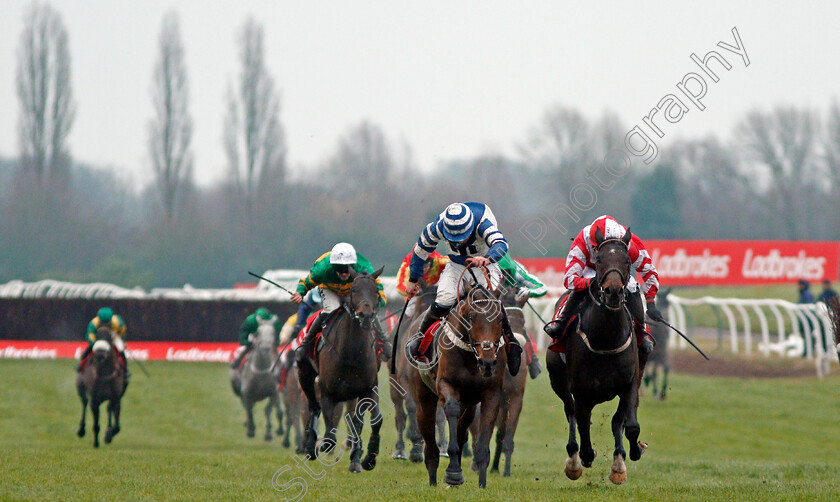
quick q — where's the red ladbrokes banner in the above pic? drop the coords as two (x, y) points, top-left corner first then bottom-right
(517, 240), (840, 288)
(0, 341), (240, 361)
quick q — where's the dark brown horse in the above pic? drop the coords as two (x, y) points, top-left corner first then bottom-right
(546, 227), (646, 484)
(76, 326), (126, 448)
(408, 284), (506, 488)
(390, 286), (448, 462)
(299, 268), (385, 473)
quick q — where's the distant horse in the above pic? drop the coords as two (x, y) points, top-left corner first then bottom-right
(281, 365), (305, 453)
(299, 268), (386, 473)
(644, 288), (672, 400)
(546, 227), (646, 485)
(468, 288), (529, 477)
(409, 281), (507, 488)
(76, 326), (126, 448)
(231, 322), (282, 441)
(390, 286), (448, 462)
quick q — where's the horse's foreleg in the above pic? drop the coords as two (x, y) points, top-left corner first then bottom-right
(297, 362), (321, 459)
(346, 398), (365, 473)
(91, 400), (101, 448)
(104, 401), (115, 444)
(577, 403), (596, 468)
(610, 392), (630, 484)
(661, 363), (670, 400)
(275, 390), (284, 436)
(416, 386), (440, 486)
(491, 404), (505, 473)
(435, 405), (448, 455)
(502, 392), (524, 477)
(264, 394), (276, 441)
(361, 389), (382, 471)
(438, 380), (464, 486)
(404, 389), (424, 463)
(626, 381), (645, 462)
(244, 396), (256, 438)
(77, 395), (87, 438)
(474, 389), (502, 488)
(391, 383), (407, 459)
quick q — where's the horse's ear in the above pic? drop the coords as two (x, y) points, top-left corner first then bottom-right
(371, 266), (384, 279)
(621, 227), (632, 247)
(594, 226), (605, 245)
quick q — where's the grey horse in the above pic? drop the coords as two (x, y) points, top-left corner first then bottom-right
(231, 322), (283, 440)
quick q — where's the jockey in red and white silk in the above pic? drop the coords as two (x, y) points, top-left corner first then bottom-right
(564, 215), (659, 302)
(546, 214), (663, 355)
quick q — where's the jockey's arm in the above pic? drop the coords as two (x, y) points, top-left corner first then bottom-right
(564, 231), (594, 292)
(238, 316), (257, 346)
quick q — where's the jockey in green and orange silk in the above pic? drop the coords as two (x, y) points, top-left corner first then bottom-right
(292, 242), (390, 363)
(230, 307), (282, 369)
(76, 307), (129, 376)
(498, 254), (547, 379)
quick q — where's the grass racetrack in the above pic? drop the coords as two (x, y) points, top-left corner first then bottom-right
(2, 356), (838, 501)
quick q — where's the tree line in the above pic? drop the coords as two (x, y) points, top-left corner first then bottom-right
(2, 2), (840, 289)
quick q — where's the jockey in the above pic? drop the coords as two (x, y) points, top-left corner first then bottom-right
(289, 286), (323, 344)
(405, 202), (523, 376)
(543, 215), (663, 355)
(497, 254), (547, 379)
(292, 242), (390, 363)
(230, 307), (281, 369)
(396, 250), (449, 319)
(76, 307), (129, 376)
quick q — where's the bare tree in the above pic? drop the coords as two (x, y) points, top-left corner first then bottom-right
(736, 107), (819, 239)
(148, 11), (193, 221)
(224, 17), (286, 216)
(324, 121), (394, 195)
(15, 1), (75, 185)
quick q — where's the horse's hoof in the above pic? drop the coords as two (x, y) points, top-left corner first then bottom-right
(470, 460), (478, 472)
(264, 434), (273, 442)
(246, 429), (255, 438)
(93, 441), (99, 448)
(609, 470), (627, 485)
(409, 448), (424, 463)
(276, 427), (284, 436)
(282, 438), (291, 448)
(631, 441), (648, 461)
(361, 454), (377, 471)
(344, 439), (352, 451)
(349, 462), (362, 473)
(490, 466), (499, 474)
(565, 456), (583, 481)
(77, 428), (85, 438)
(444, 469), (464, 486)
(392, 449), (407, 460)
(104, 431), (113, 444)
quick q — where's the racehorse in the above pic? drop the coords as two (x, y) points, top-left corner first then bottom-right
(468, 287), (529, 477)
(299, 268), (385, 473)
(390, 286), (448, 462)
(546, 227), (646, 485)
(644, 288), (672, 400)
(231, 322), (283, 441)
(76, 326), (127, 448)
(281, 364), (305, 453)
(408, 281), (507, 488)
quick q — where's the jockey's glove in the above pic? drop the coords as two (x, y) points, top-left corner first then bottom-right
(645, 300), (664, 322)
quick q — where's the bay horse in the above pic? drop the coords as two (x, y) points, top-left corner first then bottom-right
(408, 282), (506, 488)
(230, 322), (283, 440)
(468, 287), (529, 477)
(299, 267), (385, 473)
(76, 326), (126, 448)
(390, 286), (448, 462)
(546, 227), (646, 485)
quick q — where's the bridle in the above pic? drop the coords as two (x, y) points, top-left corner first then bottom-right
(591, 238), (631, 312)
(447, 264), (506, 359)
(345, 274), (379, 331)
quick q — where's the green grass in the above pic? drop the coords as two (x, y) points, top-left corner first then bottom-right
(2, 358), (839, 501)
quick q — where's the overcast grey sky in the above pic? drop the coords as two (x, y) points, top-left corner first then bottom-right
(0, 1), (837, 187)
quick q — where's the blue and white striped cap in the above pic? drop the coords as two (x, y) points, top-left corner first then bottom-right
(442, 203), (475, 242)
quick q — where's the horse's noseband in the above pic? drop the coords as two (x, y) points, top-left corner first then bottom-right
(594, 239), (631, 311)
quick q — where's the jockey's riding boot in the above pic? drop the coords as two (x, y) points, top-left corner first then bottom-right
(295, 310), (330, 364)
(500, 309), (522, 377)
(544, 289), (586, 342)
(230, 344), (252, 369)
(627, 290), (655, 355)
(75, 344), (93, 372)
(409, 306), (445, 364)
(372, 317), (392, 362)
(525, 334), (542, 379)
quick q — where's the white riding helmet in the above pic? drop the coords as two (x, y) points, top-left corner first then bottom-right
(330, 242), (357, 265)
